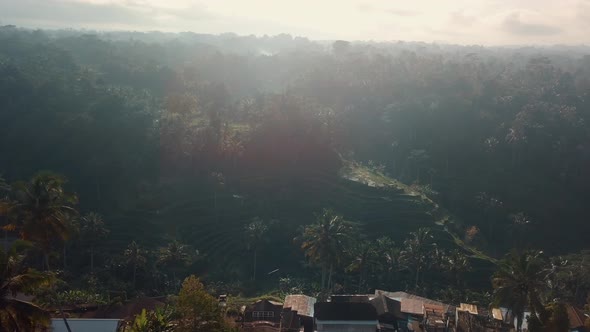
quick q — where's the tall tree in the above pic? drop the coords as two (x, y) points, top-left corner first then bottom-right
(244, 217), (269, 281)
(124, 241), (147, 291)
(157, 240), (194, 291)
(79, 212), (109, 273)
(346, 239), (378, 293)
(298, 209), (356, 291)
(400, 227), (436, 290)
(2, 172), (78, 270)
(492, 251), (548, 331)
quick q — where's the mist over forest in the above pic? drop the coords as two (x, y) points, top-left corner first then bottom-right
(1, 24), (590, 330)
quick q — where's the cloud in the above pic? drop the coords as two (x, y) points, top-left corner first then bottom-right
(356, 3), (419, 16)
(502, 12), (562, 35)
(383, 8), (420, 17)
(0, 0), (215, 29)
(450, 11), (477, 26)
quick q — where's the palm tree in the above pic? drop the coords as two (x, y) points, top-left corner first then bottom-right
(400, 227), (436, 290)
(346, 240), (378, 293)
(124, 241), (147, 290)
(79, 212), (109, 273)
(441, 249), (471, 288)
(298, 209), (356, 291)
(0, 242), (51, 331)
(492, 251), (548, 331)
(157, 240), (194, 291)
(2, 172), (78, 270)
(374, 236), (400, 286)
(244, 217), (269, 281)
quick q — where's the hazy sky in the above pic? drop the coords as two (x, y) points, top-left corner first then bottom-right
(1, 0), (589, 45)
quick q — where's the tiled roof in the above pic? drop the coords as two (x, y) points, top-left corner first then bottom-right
(370, 294), (401, 317)
(375, 290), (455, 315)
(315, 302), (377, 321)
(283, 295), (316, 318)
(401, 298), (425, 316)
(376, 290), (450, 307)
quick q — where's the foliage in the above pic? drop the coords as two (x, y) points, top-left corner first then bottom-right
(124, 306), (176, 332)
(0, 243), (51, 330)
(298, 209), (357, 291)
(492, 251), (548, 331)
(2, 26), (590, 302)
(1, 172), (78, 269)
(176, 275), (231, 332)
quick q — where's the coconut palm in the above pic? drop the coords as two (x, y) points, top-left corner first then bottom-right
(400, 227), (436, 289)
(2, 172), (78, 270)
(298, 209), (356, 291)
(244, 217), (269, 281)
(124, 241), (147, 290)
(79, 212), (109, 273)
(0, 242), (51, 331)
(492, 251), (548, 331)
(346, 239), (378, 293)
(157, 240), (194, 291)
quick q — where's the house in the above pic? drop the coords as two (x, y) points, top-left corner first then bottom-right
(374, 290), (455, 332)
(314, 301), (378, 332)
(50, 318), (121, 332)
(455, 303), (511, 332)
(281, 294), (316, 332)
(370, 293), (403, 331)
(243, 299), (284, 331)
(423, 303), (447, 331)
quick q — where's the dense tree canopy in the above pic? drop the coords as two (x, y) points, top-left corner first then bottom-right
(1, 25), (590, 313)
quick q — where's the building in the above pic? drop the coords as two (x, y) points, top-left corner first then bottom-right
(374, 290), (455, 332)
(370, 293), (403, 331)
(455, 303), (511, 332)
(243, 299), (284, 331)
(281, 294), (316, 332)
(315, 301), (378, 332)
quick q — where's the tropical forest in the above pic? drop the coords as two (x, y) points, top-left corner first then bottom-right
(1, 24), (590, 331)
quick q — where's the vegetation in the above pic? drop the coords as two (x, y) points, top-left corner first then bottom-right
(1, 25), (590, 326)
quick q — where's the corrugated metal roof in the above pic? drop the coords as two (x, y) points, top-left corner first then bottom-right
(283, 295), (316, 317)
(375, 290), (455, 314)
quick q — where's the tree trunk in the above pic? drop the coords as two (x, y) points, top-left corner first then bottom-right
(45, 253), (51, 271)
(252, 249), (257, 281)
(90, 245), (94, 273)
(132, 264), (137, 290)
(321, 266), (327, 291)
(63, 245), (67, 269)
(327, 264), (333, 292)
(415, 265), (421, 289)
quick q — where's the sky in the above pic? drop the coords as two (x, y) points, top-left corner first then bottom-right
(0, 0), (589, 45)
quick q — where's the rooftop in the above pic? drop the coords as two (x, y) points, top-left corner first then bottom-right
(283, 295), (316, 318)
(315, 302), (378, 321)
